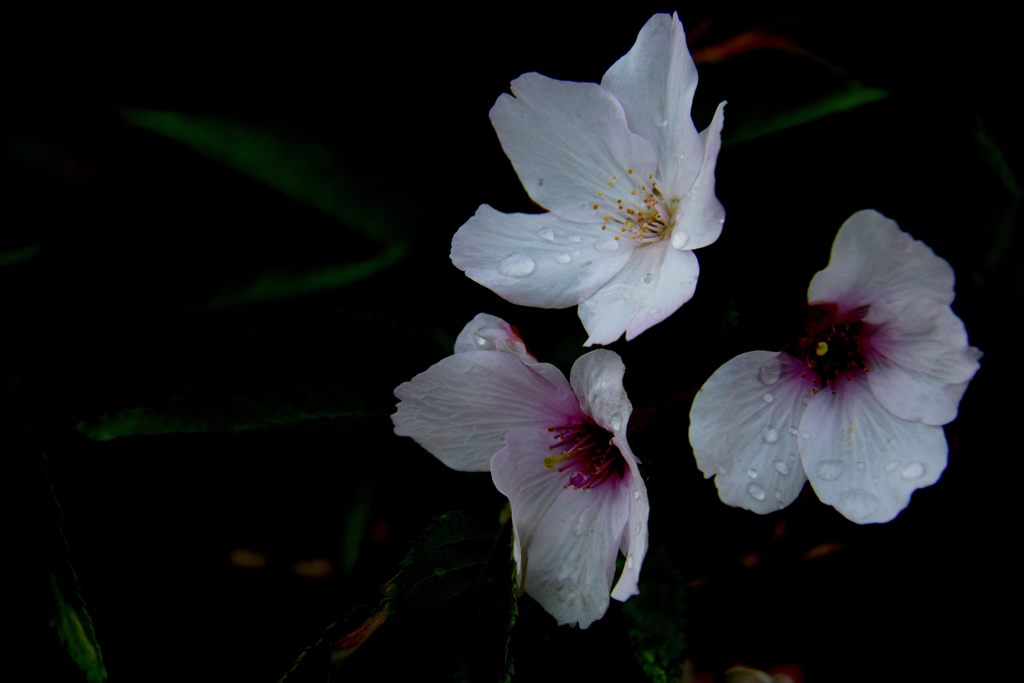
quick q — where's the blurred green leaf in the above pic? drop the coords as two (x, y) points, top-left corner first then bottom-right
(76, 370), (379, 440)
(0, 243), (40, 267)
(727, 83), (888, 145)
(201, 242), (406, 310)
(49, 573), (108, 683)
(119, 109), (407, 243)
(280, 509), (516, 682)
(622, 547), (688, 683)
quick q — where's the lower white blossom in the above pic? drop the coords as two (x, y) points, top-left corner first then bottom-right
(689, 211), (981, 523)
(392, 313), (648, 627)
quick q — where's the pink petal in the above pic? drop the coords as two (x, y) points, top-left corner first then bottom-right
(451, 205), (634, 310)
(491, 426), (632, 629)
(568, 350), (632, 435)
(489, 73), (658, 222)
(867, 304), (982, 425)
(453, 312), (534, 360)
(808, 210), (955, 323)
(609, 438), (648, 602)
(578, 241), (699, 345)
(392, 351), (580, 472)
(799, 383), (948, 524)
(671, 101), (727, 251)
(689, 351), (811, 514)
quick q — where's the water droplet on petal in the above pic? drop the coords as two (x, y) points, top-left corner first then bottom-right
(641, 272), (655, 284)
(885, 460), (899, 473)
(538, 227), (555, 241)
(498, 254), (535, 277)
(774, 460), (790, 475)
(761, 427), (779, 444)
(763, 393), (774, 403)
(746, 468), (758, 480)
(758, 358), (781, 385)
(787, 427), (800, 436)
(595, 239), (619, 252)
(634, 522), (642, 534)
(900, 462), (925, 480)
(626, 554), (635, 569)
(671, 230), (690, 249)
(817, 459), (845, 481)
(555, 252), (572, 264)
(747, 483), (766, 501)
(836, 489), (880, 523)
(656, 118), (669, 128)
(473, 334), (488, 347)
(609, 413), (623, 431)
(632, 490), (641, 501)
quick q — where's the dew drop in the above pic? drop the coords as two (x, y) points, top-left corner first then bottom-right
(538, 227), (555, 241)
(473, 334), (488, 347)
(626, 554), (635, 569)
(498, 253), (536, 277)
(761, 427), (779, 444)
(758, 358), (781, 385)
(671, 230), (690, 249)
(900, 462), (925, 480)
(595, 239), (620, 252)
(746, 468), (759, 480)
(632, 489), (641, 501)
(656, 118), (669, 128)
(774, 460), (790, 475)
(609, 413), (623, 431)
(763, 393), (774, 403)
(836, 489), (880, 523)
(884, 460), (899, 473)
(555, 252), (572, 264)
(747, 483), (766, 501)
(817, 459), (845, 481)
(642, 272), (655, 284)
(787, 427), (800, 436)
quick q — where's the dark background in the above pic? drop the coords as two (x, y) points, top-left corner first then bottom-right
(5, 3), (1018, 681)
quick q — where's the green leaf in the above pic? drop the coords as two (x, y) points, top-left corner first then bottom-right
(0, 243), (41, 267)
(279, 509), (517, 682)
(49, 573), (108, 683)
(727, 82), (888, 145)
(119, 109), (406, 243)
(622, 547), (688, 683)
(76, 370), (380, 440)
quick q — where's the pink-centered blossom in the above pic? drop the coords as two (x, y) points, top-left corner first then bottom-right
(392, 313), (648, 628)
(451, 13), (726, 345)
(689, 211), (981, 523)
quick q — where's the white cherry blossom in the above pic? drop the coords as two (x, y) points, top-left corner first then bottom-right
(689, 211), (981, 523)
(451, 13), (726, 345)
(393, 314), (648, 627)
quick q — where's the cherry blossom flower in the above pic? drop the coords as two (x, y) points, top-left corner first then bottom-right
(689, 211), (981, 523)
(392, 313), (648, 627)
(451, 13), (726, 345)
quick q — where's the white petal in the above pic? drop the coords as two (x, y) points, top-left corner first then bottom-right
(453, 312), (534, 360)
(451, 205), (634, 309)
(689, 351), (811, 514)
(600, 12), (704, 197)
(568, 349), (632, 434)
(671, 101), (726, 251)
(610, 439), (648, 602)
(489, 72), (658, 221)
(808, 210), (956, 322)
(392, 351), (579, 472)
(799, 384), (947, 524)
(867, 305), (982, 425)
(579, 242), (699, 345)
(491, 426), (632, 629)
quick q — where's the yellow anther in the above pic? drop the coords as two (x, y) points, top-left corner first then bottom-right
(816, 341), (829, 357)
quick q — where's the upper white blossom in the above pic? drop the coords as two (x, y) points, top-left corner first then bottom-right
(392, 313), (648, 627)
(451, 13), (726, 345)
(689, 211), (981, 523)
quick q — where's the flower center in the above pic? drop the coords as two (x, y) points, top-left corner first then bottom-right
(789, 303), (874, 391)
(544, 419), (625, 490)
(593, 168), (678, 245)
